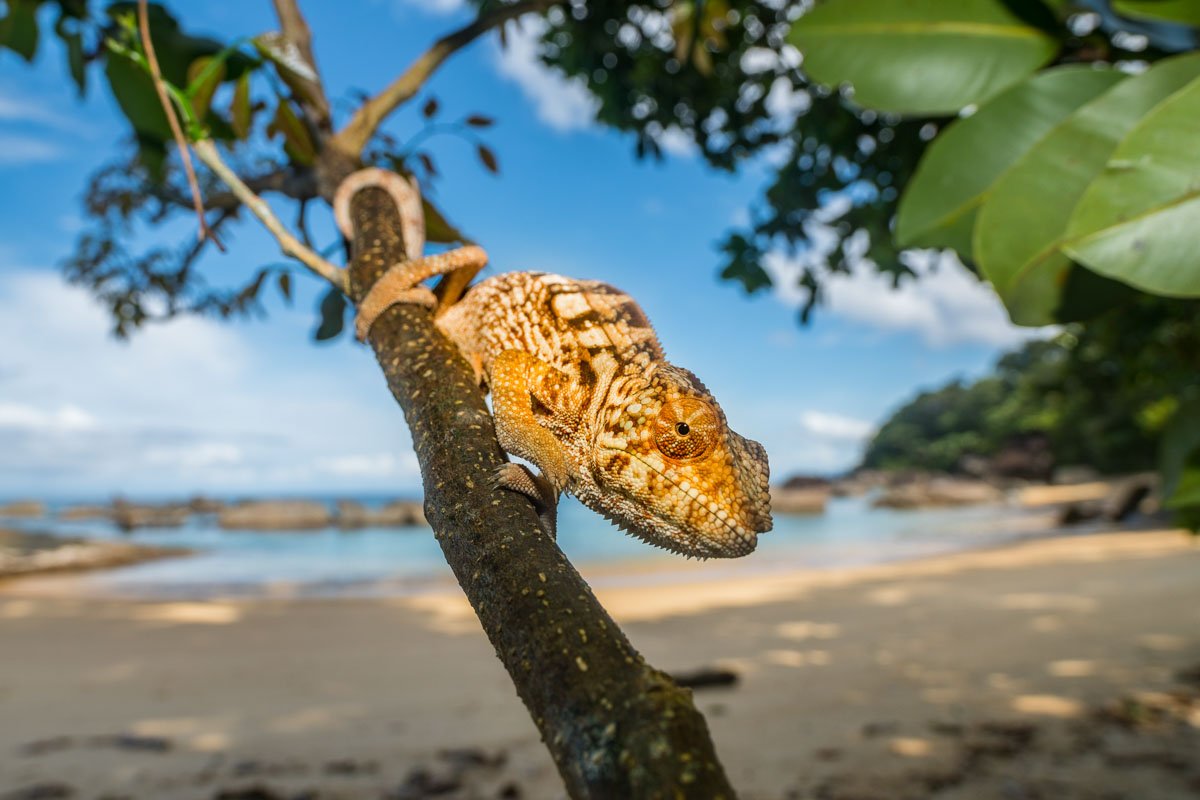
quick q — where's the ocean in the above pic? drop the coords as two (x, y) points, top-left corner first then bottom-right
(4, 494), (1058, 598)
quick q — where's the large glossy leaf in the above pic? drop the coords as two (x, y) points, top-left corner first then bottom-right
(1160, 400), (1200, 531)
(0, 0), (41, 62)
(1113, 0), (1200, 26)
(895, 65), (1122, 255)
(1062, 75), (1200, 297)
(974, 54), (1200, 325)
(788, 0), (1059, 115)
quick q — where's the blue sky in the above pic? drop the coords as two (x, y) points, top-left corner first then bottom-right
(0, 0), (1042, 498)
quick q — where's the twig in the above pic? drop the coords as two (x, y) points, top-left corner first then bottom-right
(270, 0), (332, 131)
(192, 139), (347, 293)
(333, 0), (557, 155)
(137, 0), (224, 251)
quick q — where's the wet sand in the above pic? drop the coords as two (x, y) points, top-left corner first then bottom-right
(1, 529), (1198, 799)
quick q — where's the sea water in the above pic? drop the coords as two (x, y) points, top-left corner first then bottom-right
(3, 495), (1055, 598)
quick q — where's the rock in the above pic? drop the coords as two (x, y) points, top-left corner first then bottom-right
(217, 501), (332, 531)
(780, 474), (831, 490)
(1056, 501), (1103, 526)
(770, 486), (829, 514)
(369, 500), (426, 528)
(830, 470), (889, 497)
(0, 500), (45, 518)
(670, 666), (740, 690)
(988, 432), (1054, 482)
(57, 504), (112, 522)
(334, 500), (370, 529)
(88, 733), (173, 752)
(187, 496), (225, 514)
(872, 478), (1002, 509)
(1, 784), (75, 800)
(1052, 465), (1101, 485)
(1103, 473), (1157, 521)
(111, 502), (190, 531)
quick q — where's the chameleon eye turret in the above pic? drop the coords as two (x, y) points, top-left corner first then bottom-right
(654, 398), (718, 461)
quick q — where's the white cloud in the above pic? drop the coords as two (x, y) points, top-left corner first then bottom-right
(390, 0), (465, 14)
(317, 452), (419, 478)
(491, 17), (598, 133)
(0, 270), (421, 496)
(0, 403), (97, 433)
(657, 126), (697, 158)
(764, 247), (1051, 348)
(0, 135), (63, 164)
(799, 411), (875, 442)
(0, 91), (76, 129)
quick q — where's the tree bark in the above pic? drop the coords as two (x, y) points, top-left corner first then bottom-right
(343, 185), (738, 799)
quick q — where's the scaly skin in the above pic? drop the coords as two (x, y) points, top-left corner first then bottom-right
(340, 169), (772, 558)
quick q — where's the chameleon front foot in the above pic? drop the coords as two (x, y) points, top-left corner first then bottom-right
(493, 463), (559, 540)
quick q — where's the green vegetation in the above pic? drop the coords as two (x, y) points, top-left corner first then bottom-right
(864, 295), (1200, 521)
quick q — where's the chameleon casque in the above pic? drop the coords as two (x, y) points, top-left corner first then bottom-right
(335, 169), (772, 558)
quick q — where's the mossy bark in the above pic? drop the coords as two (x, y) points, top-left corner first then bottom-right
(344, 185), (738, 799)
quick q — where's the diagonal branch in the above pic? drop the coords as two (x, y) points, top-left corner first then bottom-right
(192, 139), (346, 292)
(271, 0), (332, 132)
(343, 185), (738, 799)
(332, 0), (558, 156)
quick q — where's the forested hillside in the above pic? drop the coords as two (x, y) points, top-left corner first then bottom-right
(862, 295), (1200, 478)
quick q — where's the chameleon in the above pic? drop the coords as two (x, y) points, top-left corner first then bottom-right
(334, 169), (772, 558)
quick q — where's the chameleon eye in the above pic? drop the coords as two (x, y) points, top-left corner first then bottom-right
(655, 399), (717, 461)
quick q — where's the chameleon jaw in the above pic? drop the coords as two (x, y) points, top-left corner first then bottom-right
(590, 447), (766, 559)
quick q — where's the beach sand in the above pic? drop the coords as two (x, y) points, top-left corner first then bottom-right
(1, 529), (1198, 799)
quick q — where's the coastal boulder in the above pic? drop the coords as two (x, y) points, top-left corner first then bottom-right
(0, 500), (45, 518)
(872, 478), (1003, 509)
(770, 486), (830, 514)
(58, 504), (113, 522)
(111, 502), (190, 531)
(370, 500), (426, 528)
(335, 500), (370, 529)
(218, 500), (332, 531)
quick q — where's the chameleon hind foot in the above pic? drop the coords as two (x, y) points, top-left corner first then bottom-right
(493, 462), (559, 540)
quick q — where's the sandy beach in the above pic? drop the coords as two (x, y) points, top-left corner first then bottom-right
(2, 529), (1198, 799)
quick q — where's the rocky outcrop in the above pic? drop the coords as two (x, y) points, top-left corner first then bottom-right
(0, 528), (186, 579)
(770, 487), (830, 514)
(872, 478), (1003, 509)
(370, 500), (426, 528)
(217, 500), (333, 531)
(58, 504), (113, 522)
(111, 502), (191, 531)
(1055, 473), (1159, 526)
(0, 500), (45, 518)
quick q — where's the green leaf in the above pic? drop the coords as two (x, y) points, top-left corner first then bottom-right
(1061, 75), (1200, 298)
(477, 144), (499, 174)
(105, 49), (173, 142)
(1160, 400), (1200, 531)
(186, 56), (225, 119)
(1113, 0), (1200, 26)
(896, 65), (1122, 255)
(423, 197), (469, 244)
(313, 288), (346, 342)
(253, 31), (322, 108)
(230, 73), (252, 139)
(64, 29), (85, 94)
(267, 100), (316, 166)
(788, 0), (1059, 115)
(974, 54), (1200, 325)
(1, 0), (41, 62)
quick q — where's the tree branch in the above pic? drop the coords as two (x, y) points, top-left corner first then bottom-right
(192, 139), (346, 292)
(332, 0), (557, 156)
(137, 0), (223, 251)
(343, 185), (737, 799)
(271, 0), (333, 132)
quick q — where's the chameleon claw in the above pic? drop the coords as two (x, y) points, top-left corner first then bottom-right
(494, 462), (559, 540)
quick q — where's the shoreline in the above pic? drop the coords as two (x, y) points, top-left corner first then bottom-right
(0, 500), (1084, 601)
(2, 527), (1197, 799)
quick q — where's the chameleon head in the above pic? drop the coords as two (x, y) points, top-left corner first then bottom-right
(587, 363), (773, 558)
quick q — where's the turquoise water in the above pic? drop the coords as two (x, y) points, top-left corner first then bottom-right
(4, 495), (1052, 598)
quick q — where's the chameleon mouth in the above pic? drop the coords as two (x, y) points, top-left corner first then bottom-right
(618, 449), (761, 558)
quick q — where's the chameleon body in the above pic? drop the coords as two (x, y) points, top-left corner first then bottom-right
(339, 170), (772, 558)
